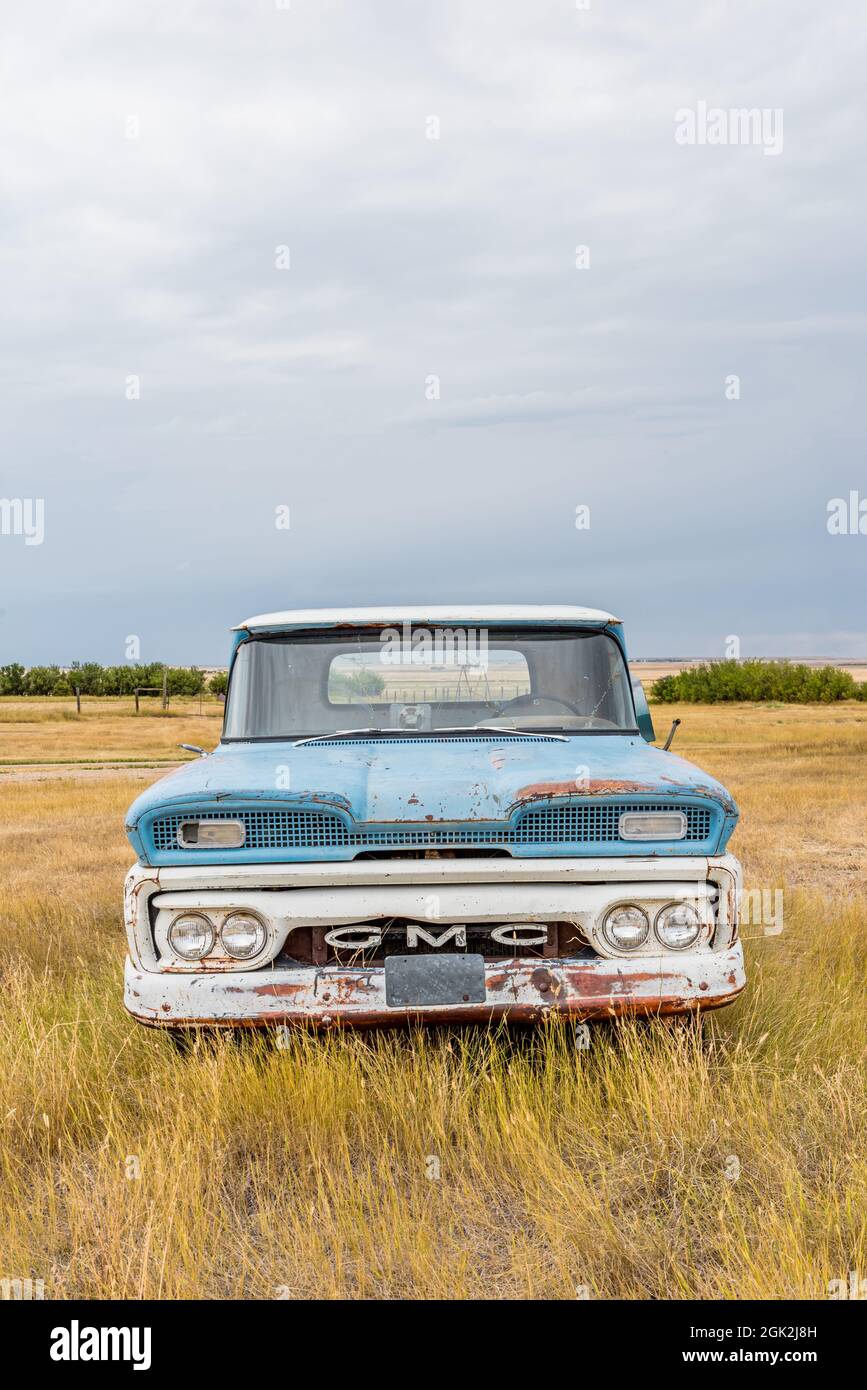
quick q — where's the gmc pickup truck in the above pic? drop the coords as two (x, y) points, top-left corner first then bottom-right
(123, 606), (744, 1036)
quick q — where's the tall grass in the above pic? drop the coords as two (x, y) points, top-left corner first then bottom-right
(0, 895), (864, 1299)
(0, 709), (864, 1299)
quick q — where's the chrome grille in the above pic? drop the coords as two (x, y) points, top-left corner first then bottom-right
(330, 924), (552, 963)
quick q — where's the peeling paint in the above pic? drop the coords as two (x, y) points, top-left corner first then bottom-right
(124, 945), (746, 1030)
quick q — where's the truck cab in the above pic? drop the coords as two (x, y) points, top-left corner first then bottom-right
(123, 606), (745, 1032)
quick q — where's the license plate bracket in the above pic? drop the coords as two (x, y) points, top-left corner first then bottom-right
(384, 953), (486, 1008)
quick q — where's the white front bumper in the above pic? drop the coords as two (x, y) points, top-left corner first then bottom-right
(123, 854), (744, 1029)
(124, 943), (746, 1028)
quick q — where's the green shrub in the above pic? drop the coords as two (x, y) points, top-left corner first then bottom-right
(650, 660), (861, 704)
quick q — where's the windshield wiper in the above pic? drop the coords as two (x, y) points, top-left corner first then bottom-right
(292, 725), (570, 747)
(435, 724), (569, 742)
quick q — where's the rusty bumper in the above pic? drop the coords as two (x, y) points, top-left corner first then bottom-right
(124, 943), (746, 1030)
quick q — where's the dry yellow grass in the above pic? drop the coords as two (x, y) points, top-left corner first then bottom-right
(0, 702), (864, 1299)
(0, 696), (222, 765)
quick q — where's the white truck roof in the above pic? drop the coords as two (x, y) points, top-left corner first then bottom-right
(234, 605), (620, 631)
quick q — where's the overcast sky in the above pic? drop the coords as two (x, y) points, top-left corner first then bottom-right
(2, 0), (866, 664)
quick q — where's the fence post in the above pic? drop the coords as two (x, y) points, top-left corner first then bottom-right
(75, 686), (81, 715)
(134, 688), (140, 714)
(162, 671), (168, 711)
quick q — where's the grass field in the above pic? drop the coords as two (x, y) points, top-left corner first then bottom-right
(0, 700), (864, 1299)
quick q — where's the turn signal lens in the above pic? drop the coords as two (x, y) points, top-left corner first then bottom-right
(618, 811), (687, 841)
(177, 820), (245, 849)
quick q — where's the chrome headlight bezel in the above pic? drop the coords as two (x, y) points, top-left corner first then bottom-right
(600, 903), (650, 952)
(167, 912), (216, 960)
(654, 902), (703, 950)
(219, 911), (268, 959)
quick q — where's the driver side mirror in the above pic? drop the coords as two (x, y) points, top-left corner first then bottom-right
(631, 679), (656, 743)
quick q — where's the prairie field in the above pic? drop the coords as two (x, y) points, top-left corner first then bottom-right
(0, 699), (864, 1299)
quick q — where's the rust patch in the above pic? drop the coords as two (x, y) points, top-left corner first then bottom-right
(512, 777), (735, 816)
(515, 778), (660, 803)
(132, 989), (743, 1033)
(247, 980), (307, 999)
(486, 963), (659, 999)
(531, 966), (557, 994)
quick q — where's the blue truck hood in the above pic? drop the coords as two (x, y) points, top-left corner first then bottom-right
(126, 734), (737, 864)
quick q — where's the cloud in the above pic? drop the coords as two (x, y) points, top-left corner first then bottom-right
(1, 0), (865, 661)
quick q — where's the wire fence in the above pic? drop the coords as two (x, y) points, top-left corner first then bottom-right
(346, 684), (529, 703)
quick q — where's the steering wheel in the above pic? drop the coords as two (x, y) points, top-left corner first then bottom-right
(494, 692), (584, 717)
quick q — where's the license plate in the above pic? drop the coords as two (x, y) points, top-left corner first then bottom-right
(384, 953), (486, 1008)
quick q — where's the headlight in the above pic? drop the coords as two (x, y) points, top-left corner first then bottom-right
(601, 904), (649, 951)
(655, 903), (702, 950)
(619, 811), (687, 841)
(168, 912), (215, 960)
(220, 912), (267, 959)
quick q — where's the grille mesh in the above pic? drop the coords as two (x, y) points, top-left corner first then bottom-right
(518, 803), (711, 844)
(151, 802), (713, 853)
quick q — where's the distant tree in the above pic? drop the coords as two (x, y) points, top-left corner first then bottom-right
(0, 663), (26, 695)
(23, 665), (64, 696)
(209, 671), (228, 696)
(331, 669), (386, 699)
(348, 669), (386, 696)
(101, 665), (141, 696)
(166, 667), (205, 696)
(68, 662), (105, 695)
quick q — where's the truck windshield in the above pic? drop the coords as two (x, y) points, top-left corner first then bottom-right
(223, 626), (638, 739)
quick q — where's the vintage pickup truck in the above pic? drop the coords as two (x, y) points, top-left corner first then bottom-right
(123, 606), (745, 1035)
